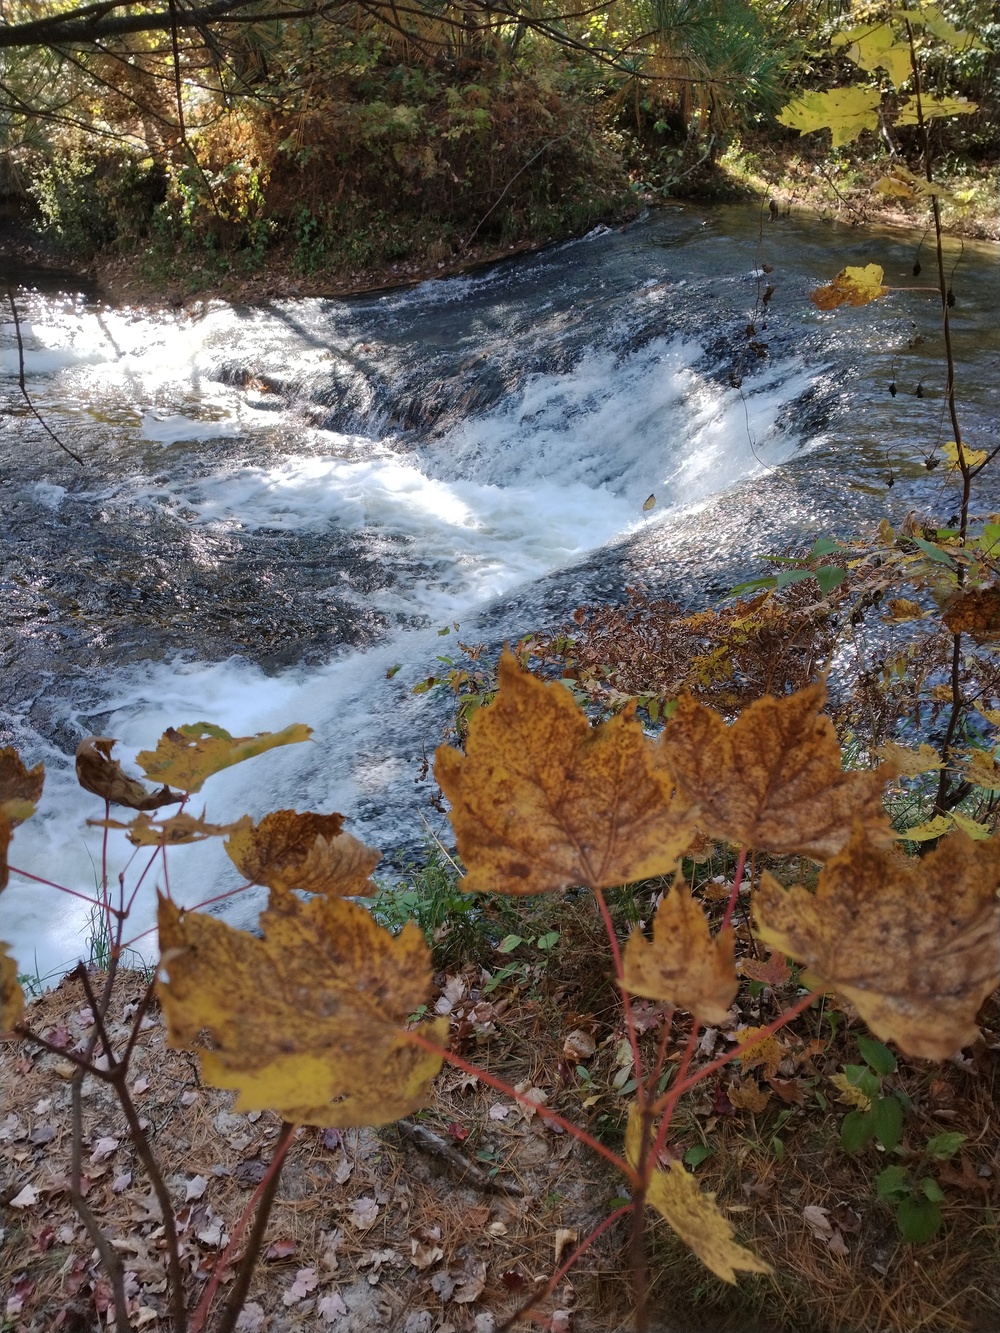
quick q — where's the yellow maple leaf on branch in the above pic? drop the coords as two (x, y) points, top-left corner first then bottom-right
(776, 87), (881, 147)
(755, 828), (1000, 1059)
(625, 1109), (771, 1283)
(659, 683), (892, 860)
(157, 891), (447, 1126)
(810, 264), (888, 310)
(621, 877), (737, 1026)
(136, 721), (312, 794)
(435, 651), (695, 894)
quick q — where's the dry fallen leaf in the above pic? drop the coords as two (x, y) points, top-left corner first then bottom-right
(727, 1080), (769, 1113)
(625, 1109), (771, 1283)
(76, 737), (180, 811)
(225, 810), (380, 896)
(828, 1073), (871, 1111)
(660, 683), (892, 860)
(435, 651), (695, 894)
(157, 890), (447, 1126)
(756, 827), (1000, 1059)
(621, 878), (737, 1025)
(738, 950), (791, 988)
(734, 1028), (783, 1081)
(136, 721), (312, 794)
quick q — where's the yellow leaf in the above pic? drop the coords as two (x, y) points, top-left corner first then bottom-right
(942, 440), (988, 471)
(961, 749), (1000, 792)
(896, 95), (977, 125)
(435, 651), (695, 895)
(91, 811), (252, 846)
(950, 811), (992, 841)
(810, 264), (888, 310)
(157, 891), (446, 1127)
(136, 722), (312, 794)
(900, 814), (953, 841)
(225, 810), (380, 896)
(777, 87), (881, 147)
(643, 494), (656, 512)
(660, 682), (892, 861)
(76, 736), (181, 812)
(875, 173), (918, 199)
(734, 1027), (783, 1080)
(883, 597), (926, 623)
(621, 878), (737, 1025)
(1, 940), (25, 1032)
(625, 1108), (771, 1283)
(942, 586), (1000, 641)
(756, 828), (1000, 1060)
(727, 1079), (770, 1114)
(832, 23), (912, 88)
(876, 166), (953, 200)
(898, 7), (987, 53)
(876, 742), (944, 775)
(828, 1072), (872, 1111)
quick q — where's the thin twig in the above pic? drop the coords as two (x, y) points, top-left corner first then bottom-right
(5, 286), (85, 465)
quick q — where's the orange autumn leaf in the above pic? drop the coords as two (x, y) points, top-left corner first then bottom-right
(225, 810), (380, 896)
(738, 950), (792, 988)
(660, 683), (891, 860)
(435, 651), (695, 894)
(76, 737), (181, 812)
(942, 586), (1000, 641)
(727, 1079), (769, 1113)
(624, 1109), (771, 1282)
(0, 746), (44, 816)
(136, 721), (311, 795)
(756, 828), (1000, 1060)
(734, 1027), (783, 1080)
(157, 891), (446, 1127)
(621, 878), (737, 1025)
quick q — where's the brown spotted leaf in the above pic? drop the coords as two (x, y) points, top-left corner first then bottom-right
(738, 950), (791, 988)
(660, 683), (891, 860)
(76, 737), (181, 811)
(136, 722), (311, 795)
(157, 891), (446, 1126)
(621, 878), (737, 1025)
(225, 811), (379, 896)
(435, 651), (695, 894)
(0, 747), (44, 818)
(624, 1108), (771, 1282)
(756, 828), (1000, 1059)
(91, 811), (252, 846)
(1, 940), (25, 1031)
(942, 586), (1000, 641)
(727, 1079), (769, 1113)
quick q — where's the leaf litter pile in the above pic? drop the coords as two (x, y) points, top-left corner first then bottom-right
(2, 660), (1000, 1332)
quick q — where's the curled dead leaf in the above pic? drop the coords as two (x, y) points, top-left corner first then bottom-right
(435, 651), (695, 894)
(76, 737), (181, 812)
(660, 683), (892, 860)
(91, 811), (252, 847)
(625, 1108), (771, 1282)
(756, 827), (1000, 1059)
(157, 890), (447, 1126)
(621, 878), (737, 1025)
(225, 810), (380, 896)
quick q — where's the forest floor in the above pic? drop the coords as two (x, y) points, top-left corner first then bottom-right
(3, 877), (999, 1333)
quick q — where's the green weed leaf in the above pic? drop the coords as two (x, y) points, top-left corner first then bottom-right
(841, 1109), (876, 1152)
(872, 1094), (904, 1151)
(858, 1036), (896, 1075)
(895, 1196), (942, 1243)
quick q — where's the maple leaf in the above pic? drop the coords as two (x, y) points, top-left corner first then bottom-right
(883, 597), (926, 623)
(76, 737), (181, 812)
(136, 721), (312, 795)
(755, 828), (1000, 1059)
(810, 264), (888, 310)
(727, 1079), (769, 1113)
(942, 587), (1000, 641)
(625, 1109), (771, 1282)
(0, 746), (44, 815)
(91, 811), (252, 846)
(776, 87), (880, 147)
(660, 682), (891, 860)
(828, 1073), (871, 1111)
(896, 95), (977, 125)
(1, 940), (25, 1031)
(435, 651), (695, 894)
(225, 810), (380, 896)
(738, 950), (791, 988)
(157, 891), (447, 1126)
(876, 742), (944, 775)
(876, 166), (953, 200)
(621, 879), (737, 1025)
(942, 441), (988, 471)
(831, 23), (912, 88)
(734, 1027), (783, 1080)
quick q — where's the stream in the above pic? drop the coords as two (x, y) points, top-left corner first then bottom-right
(2, 203), (998, 983)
